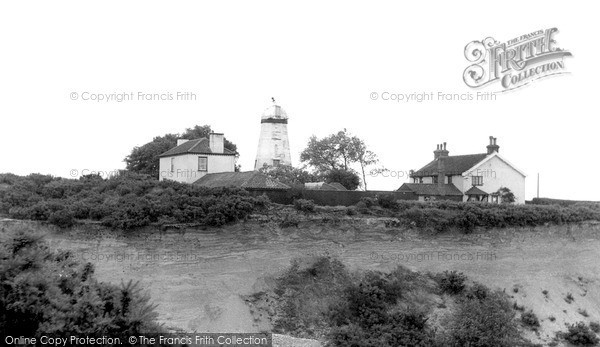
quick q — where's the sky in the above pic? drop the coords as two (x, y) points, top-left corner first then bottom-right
(0, 1), (598, 201)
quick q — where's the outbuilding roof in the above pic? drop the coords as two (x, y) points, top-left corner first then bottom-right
(193, 171), (290, 190)
(397, 183), (464, 196)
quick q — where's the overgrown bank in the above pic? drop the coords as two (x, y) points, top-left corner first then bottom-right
(0, 173), (267, 230)
(246, 256), (600, 347)
(1, 173), (599, 233)
(0, 226), (166, 341)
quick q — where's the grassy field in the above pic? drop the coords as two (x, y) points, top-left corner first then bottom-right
(3, 217), (599, 345)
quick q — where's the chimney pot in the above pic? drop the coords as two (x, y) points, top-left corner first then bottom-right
(486, 136), (500, 154)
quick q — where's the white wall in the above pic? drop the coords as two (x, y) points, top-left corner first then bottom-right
(254, 122), (292, 170)
(159, 154), (235, 184)
(463, 155), (526, 204)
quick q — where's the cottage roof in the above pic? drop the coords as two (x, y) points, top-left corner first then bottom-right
(304, 182), (347, 191)
(159, 138), (236, 157)
(193, 171), (290, 190)
(465, 186), (489, 196)
(397, 183), (464, 196)
(410, 153), (488, 177)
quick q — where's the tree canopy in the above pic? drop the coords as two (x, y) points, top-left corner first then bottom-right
(299, 129), (381, 190)
(124, 125), (238, 178)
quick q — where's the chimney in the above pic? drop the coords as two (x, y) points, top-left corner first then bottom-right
(434, 142), (449, 159)
(440, 142), (449, 157)
(486, 136), (500, 154)
(209, 132), (224, 153)
(177, 139), (189, 146)
(437, 155), (446, 194)
(433, 144), (441, 159)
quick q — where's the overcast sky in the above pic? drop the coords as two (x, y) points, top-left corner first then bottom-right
(1, 1), (598, 201)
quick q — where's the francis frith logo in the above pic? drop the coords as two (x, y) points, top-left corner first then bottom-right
(463, 28), (572, 91)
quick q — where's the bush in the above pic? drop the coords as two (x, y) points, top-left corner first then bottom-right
(345, 206), (358, 216)
(446, 289), (520, 347)
(0, 173), (268, 230)
(589, 322), (600, 333)
(521, 310), (540, 328)
(0, 227), (162, 338)
(436, 270), (467, 295)
(47, 209), (75, 228)
(294, 198), (316, 213)
(377, 194), (399, 210)
(562, 322), (600, 346)
(279, 213), (300, 228)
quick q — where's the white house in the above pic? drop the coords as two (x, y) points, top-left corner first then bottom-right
(398, 136), (526, 203)
(158, 132), (236, 184)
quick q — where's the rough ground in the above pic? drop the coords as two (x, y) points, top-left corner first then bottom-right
(6, 217), (600, 346)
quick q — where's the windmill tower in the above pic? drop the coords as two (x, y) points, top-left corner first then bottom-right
(254, 98), (292, 170)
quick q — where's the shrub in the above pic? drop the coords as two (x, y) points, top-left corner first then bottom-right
(345, 206), (358, 216)
(437, 270), (467, 295)
(561, 322), (600, 346)
(358, 197), (376, 208)
(589, 322), (600, 333)
(565, 292), (575, 304)
(376, 194), (399, 210)
(521, 310), (540, 328)
(279, 213), (300, 228)
(446, 289), (520, 347)
(0, 227), (162, 338)
(0, 173), (268, 230)
(47, 209), (75, 228)
(294, 199), (316, 213)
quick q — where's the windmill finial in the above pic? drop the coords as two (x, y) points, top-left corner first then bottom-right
(271, 97), (276, 103)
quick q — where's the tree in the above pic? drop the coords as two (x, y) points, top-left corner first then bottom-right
(496, 187), (515, 204)
(300, 135), (343, 173)
(324, 169), (361, 190)
(124, 125), (238, 178)
(349, 136), (381, 191)
(300, 129), (381, 190)
(259, 165), (320, 188)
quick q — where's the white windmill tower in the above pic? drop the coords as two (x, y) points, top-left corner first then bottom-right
(254, 98), (292, 170)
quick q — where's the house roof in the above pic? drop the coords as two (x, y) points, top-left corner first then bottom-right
(304, 182), (347, 191)
(462, 152), (527, 178)
(411, 153), (488, 177)
(465, 186), (489, 196)
(159, 138), (236, 157)
(193, 171), (290, 190)
(397, 183), (464, 196)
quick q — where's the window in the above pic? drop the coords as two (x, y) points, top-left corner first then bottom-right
(447, 176), (452, 184)
(170, 158), (174, 172)
(472, 176), (483, 186)
(432, 176), (438, 184)
(272, 159), (280, 166)
(198, 156), (208, 171)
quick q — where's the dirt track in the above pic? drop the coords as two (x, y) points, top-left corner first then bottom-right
(39, 219), (600, 344)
